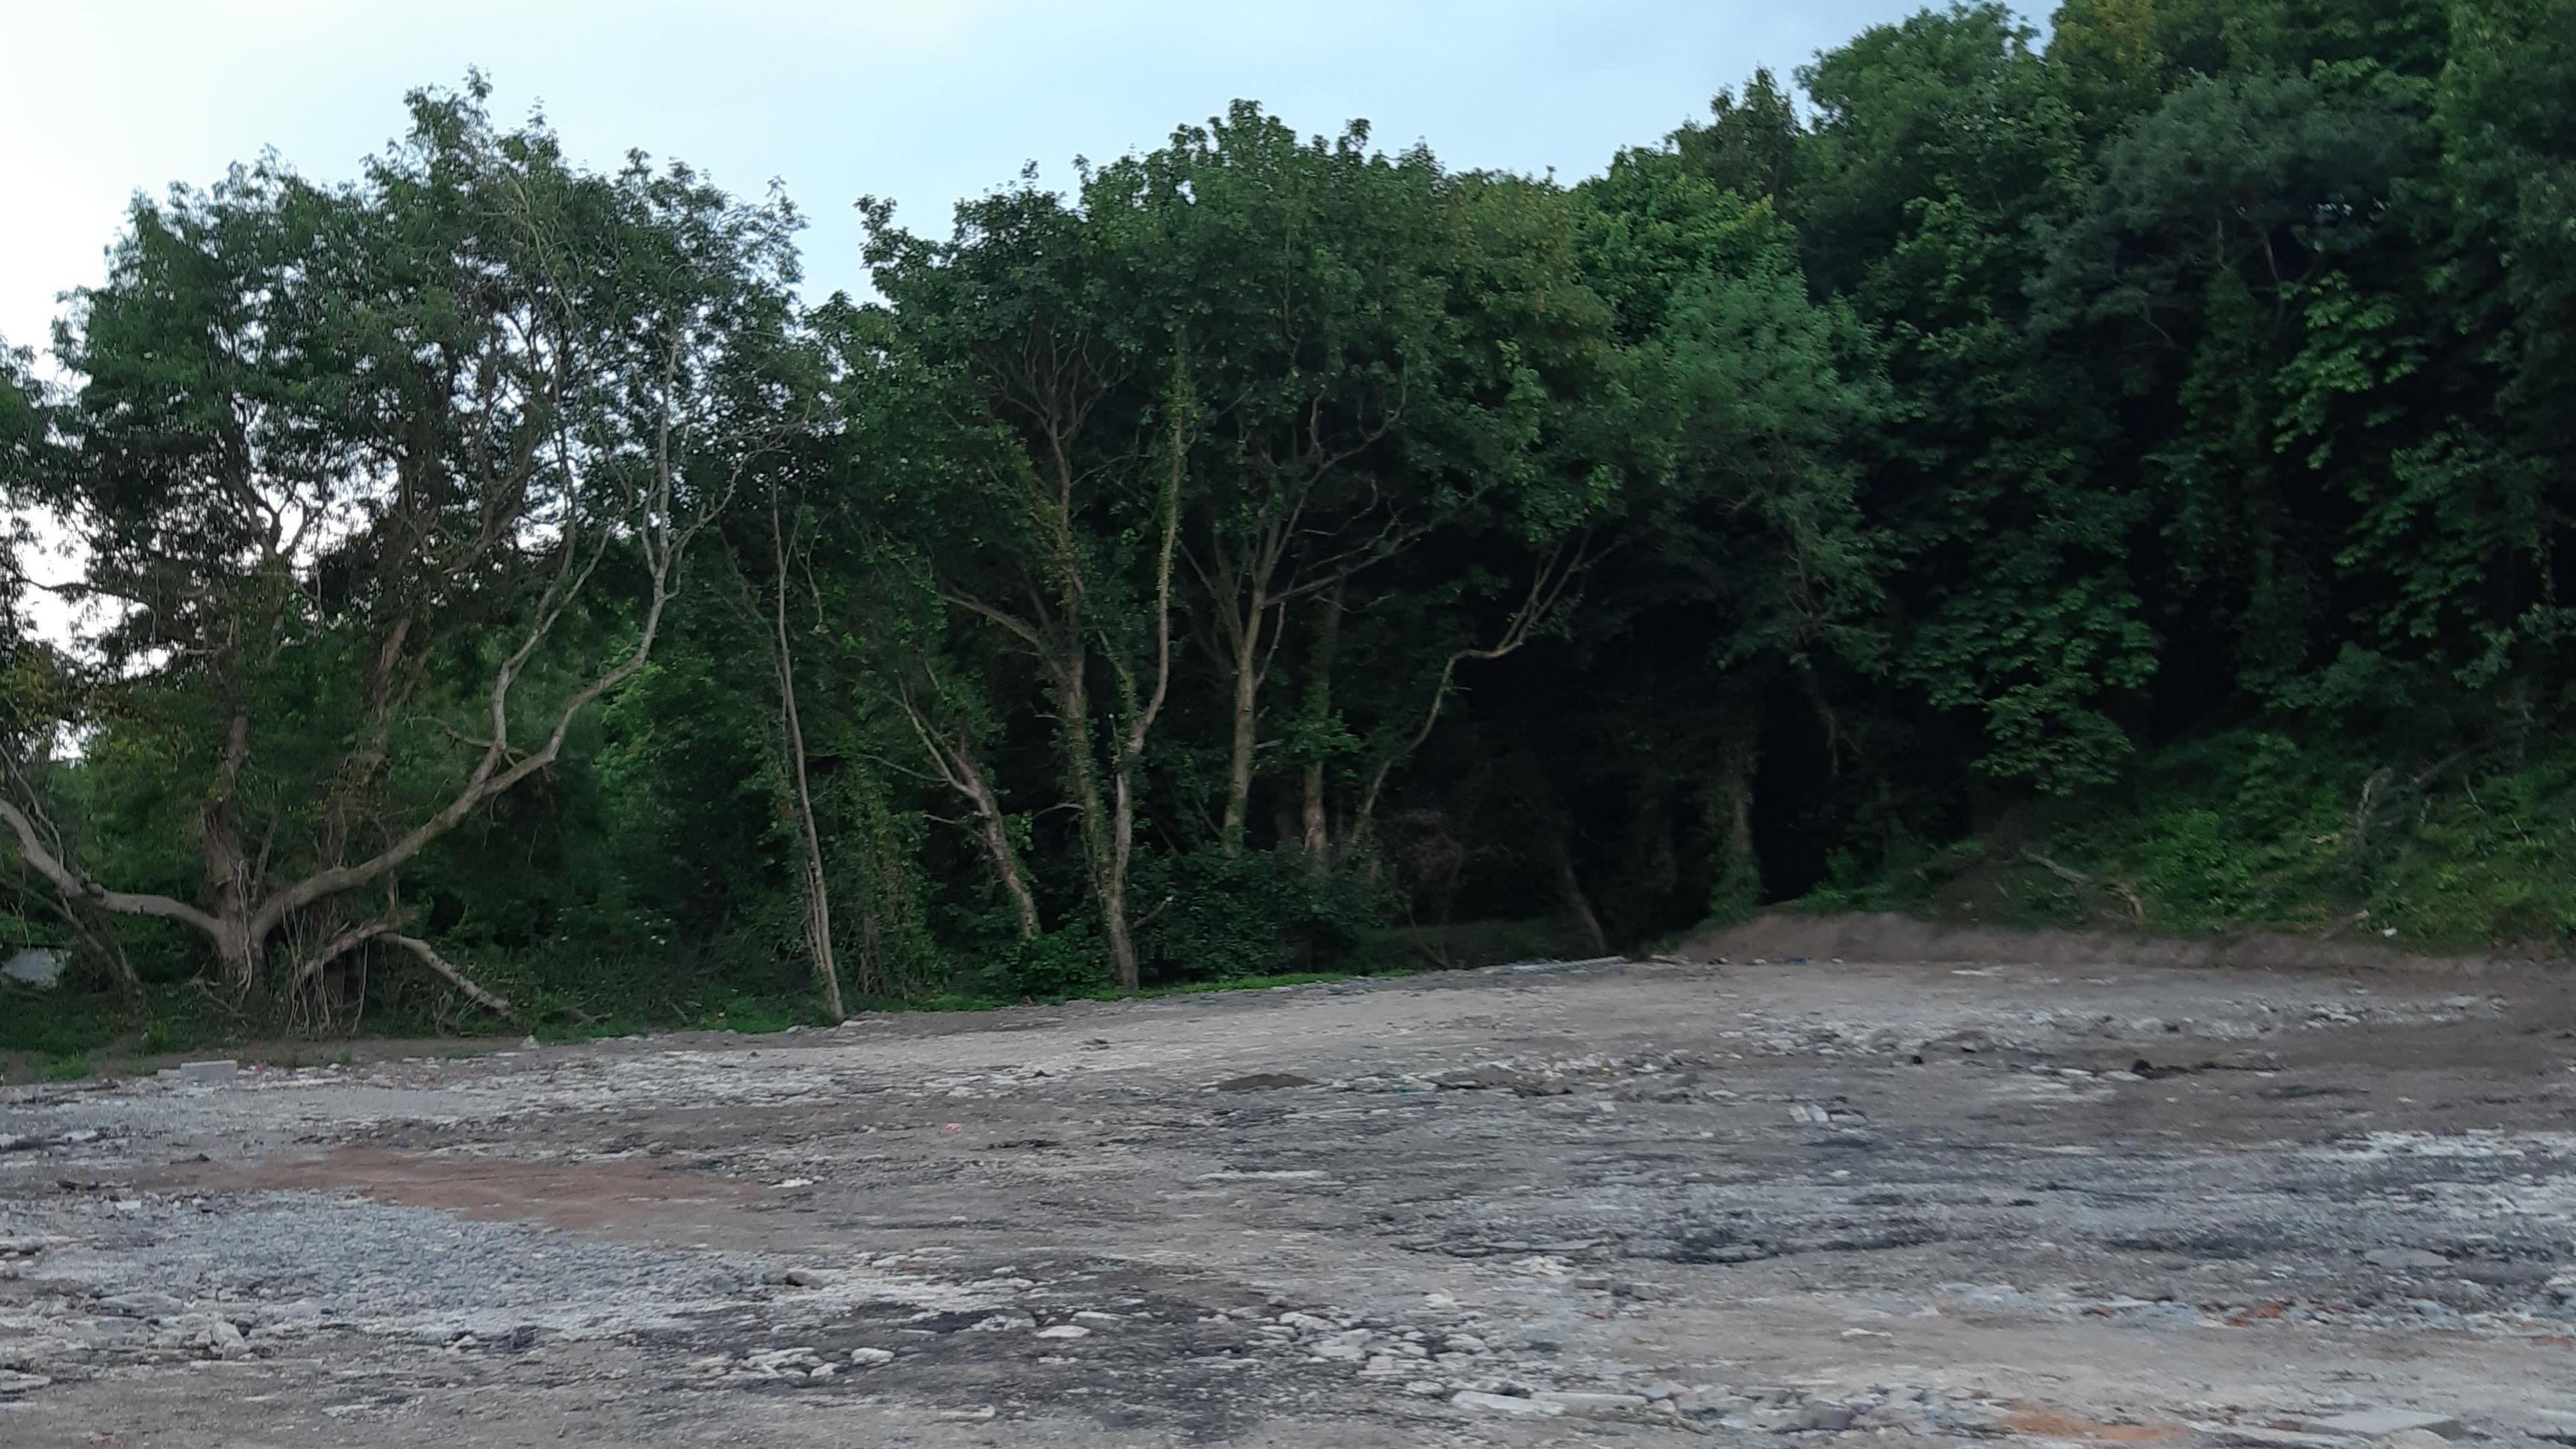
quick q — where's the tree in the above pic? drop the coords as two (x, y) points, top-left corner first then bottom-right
(1096, 107), (1459, 857)
(863, 186), (1180, 990)
(0, 82), (793, 1010)
(1790, 5), (2155, 792)
(1327, 170), (1625, 862)
(1500, 150), (1888, 930)
(733, 462), (847, 1016)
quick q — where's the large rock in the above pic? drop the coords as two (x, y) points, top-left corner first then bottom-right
(1, 948), (63, 989)
(1534, 1391), (1649, 1418)
(1454, 1391), (1563, 1417)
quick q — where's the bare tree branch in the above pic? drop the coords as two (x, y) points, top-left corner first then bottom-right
(386, 933), (515, 1017)
(0, 799), (225, 937)
(290, 917), (398, 987)
(1353, 537), (1593, 830)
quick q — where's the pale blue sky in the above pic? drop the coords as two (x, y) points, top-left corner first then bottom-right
(1, 1), (2007, 353)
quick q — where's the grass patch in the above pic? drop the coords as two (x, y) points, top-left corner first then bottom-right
(0, 990), (132, 1058)
(0, 914), (1603, 1078)
(1792, 729), (2576, 956)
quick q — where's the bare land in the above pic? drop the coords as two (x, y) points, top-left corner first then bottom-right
(3, 949), (2573, 1446)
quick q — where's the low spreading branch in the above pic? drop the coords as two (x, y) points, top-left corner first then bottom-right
(0, 800), (225, 937)
(290, 917), (399, 987)
(386, 934), (515, 1018)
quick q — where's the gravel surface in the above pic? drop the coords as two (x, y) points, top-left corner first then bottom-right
(3, 953), (2573, 1446)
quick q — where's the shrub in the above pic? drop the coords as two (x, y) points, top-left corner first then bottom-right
(1134, 846), (1386, 985)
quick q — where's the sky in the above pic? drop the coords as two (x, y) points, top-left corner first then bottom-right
(0, 0), (1992, 356)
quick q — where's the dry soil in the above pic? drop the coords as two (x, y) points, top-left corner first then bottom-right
(3, 950), (2573, 1446)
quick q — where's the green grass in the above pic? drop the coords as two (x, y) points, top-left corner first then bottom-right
(0, 983), (208, 1083)
(0, 913), (1603, 1083)
(0, 990), (133, 1057)
(1790, 729), (2576, 957)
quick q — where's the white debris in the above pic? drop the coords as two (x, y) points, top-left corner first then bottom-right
(1454, 1390), (1563, 1416)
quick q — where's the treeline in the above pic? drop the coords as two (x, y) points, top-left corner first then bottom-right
(3, 0), (2572, 1032)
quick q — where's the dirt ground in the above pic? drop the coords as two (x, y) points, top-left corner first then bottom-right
(3, 948), (2573, 1447)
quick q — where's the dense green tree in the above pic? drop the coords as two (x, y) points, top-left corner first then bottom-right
(0, 81), (800, 1015)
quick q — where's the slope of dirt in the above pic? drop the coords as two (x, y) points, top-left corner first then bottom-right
(3, 955), (2574, 1446)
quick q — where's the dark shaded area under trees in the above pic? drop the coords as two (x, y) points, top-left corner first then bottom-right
(5, 0), (2574, 1047)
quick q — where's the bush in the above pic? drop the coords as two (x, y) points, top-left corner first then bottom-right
(1135, 846), (1386, 985)
(989, 926), (1113, 1000)
(1803, 728), (2576, 953)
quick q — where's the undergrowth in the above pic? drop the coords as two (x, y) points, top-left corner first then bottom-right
(0, 914), (1593, 1081)
(1798, 730), (2576, 955)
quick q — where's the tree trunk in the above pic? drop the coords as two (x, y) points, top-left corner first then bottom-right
(1052, 661), (1135, 988)
(387, 933), (514, 1017)
(1058, 654), (1147, 993)
(957, 747), (1042, 942)
(200, 704), (261, 994)
(780, 695), (845, 1018)
(1106, 769), (1140, 989)
(1301, 582), (1342, 873)
(896, 694), (1040, 943)
(1219, 591), (1265, 857)
(771, 489), (846, 1018)
(1552, 831), (1610, 957)
(1096, 356), (1186, 990)
(1707, 716), (1763, 924)
(1299, 765), (1328, 864)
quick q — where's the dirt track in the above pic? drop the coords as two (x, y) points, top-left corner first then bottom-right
(3, 952), (2574, 1446)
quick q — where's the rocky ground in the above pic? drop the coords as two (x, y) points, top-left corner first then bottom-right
(2, 951), (2573, 1447)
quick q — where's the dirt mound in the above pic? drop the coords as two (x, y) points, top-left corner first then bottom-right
(1676, 910), (2565, 977)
